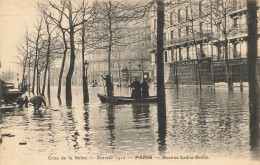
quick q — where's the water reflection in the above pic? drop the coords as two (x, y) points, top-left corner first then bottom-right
(83, 105), (90, 146)
(32, 109), (45, 119)
(0, 86), (254, 160)
(249, 97), (260, 160)
(106, 104), (115, 151)
(132, 103), (150, 129)
(157, 100), (166, 155)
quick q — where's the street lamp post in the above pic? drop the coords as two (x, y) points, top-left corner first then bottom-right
(83, 60), (89, 103)
(85, 60), (89, 82)
(17, 73), (19, 89)
(128, 61), (131, 86)
(118, 64), (121, 87)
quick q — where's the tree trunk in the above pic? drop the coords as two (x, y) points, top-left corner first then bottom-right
(118, 65), (121, 87)
(156, 0), (166, 104)
(33, 33), (40, 95)
(66, 0), (76, 106)
(32, 54), (37, 95)
(57, 30), (67, 99)
(37, 70), (41, 95)
(224, 11), (232, 90)
(247, 0), (260, 157)
(189, 0), (201, 89)
(82, 21), (89, 103)
(224, 37), (232, 90)
(37, 61), (39, 95)
(22, 39), (29, 87)
(47, 65), (50, 97)
(195, 45), (201, 89)
(28, 46), (31, 96)
(42, 33), (51, 96)
(108, 0), (112, 76)
(210, 1), (214, 86)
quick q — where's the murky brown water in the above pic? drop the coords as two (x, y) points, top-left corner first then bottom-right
(0, 85), (254, 161)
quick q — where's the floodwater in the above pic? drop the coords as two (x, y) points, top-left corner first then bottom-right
(0, 84), (258, 162)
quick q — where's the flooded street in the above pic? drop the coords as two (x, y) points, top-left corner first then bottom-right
(0, 85), (254, 162)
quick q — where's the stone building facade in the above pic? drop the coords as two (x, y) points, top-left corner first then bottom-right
(150, 0), (260, 85)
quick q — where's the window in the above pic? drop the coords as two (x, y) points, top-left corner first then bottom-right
(234, 17), (239, 28)
(200, 22), (203, 35)
(165, 51), (168, 62)
(170, 12), (173, 25)
(154, 19), (157, 30)
(164, 14), (166, 26)
(217, 22), (221, 36)
(186, 6), (189, 20)
(179, 48), (183, 61)
(171, 31), (174, 39)
(187, 47), (190, 59)
(199, 2), (202, 17)
(178, 28), (182, 37)
(171, 49), (174, 61)
(186, 26), (189, 36)
(178, 9), (181, 23)
(163, 33), (166, 42)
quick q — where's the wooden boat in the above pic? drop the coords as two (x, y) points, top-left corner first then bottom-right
(97, 94), (157, 104)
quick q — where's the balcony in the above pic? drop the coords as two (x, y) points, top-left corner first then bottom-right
(165, 31), (212, 47)
(229, 26), (247, 37)
(229, 2), (247, 16)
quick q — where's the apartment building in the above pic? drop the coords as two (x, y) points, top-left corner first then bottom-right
(86, 21), (152, 85)
(150, 0), (260, 85)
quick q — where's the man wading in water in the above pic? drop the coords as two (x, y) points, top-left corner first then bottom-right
(30, 95), (47, 109)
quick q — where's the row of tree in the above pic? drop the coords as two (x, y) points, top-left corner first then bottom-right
(17, 0), (151, 105)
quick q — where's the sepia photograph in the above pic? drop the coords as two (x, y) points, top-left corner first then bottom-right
(0, 0), (259, 164)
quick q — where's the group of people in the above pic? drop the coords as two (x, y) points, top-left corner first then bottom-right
(22, 76), (149, 109)
(102, 75), (149, 100)
(130, 77), (149, 99)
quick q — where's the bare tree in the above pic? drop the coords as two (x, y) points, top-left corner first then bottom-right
(29, 18), (44, 95)
(94, 0), (150, 77)
(207, 0), (240, 90)
(39, 0), (97, 105)
(41, 15), (56, 96)
(188, 0), (202, 89)
(38, 1), (69, 99)
(16, 29), (30, 88)
(77, 0), (96, 103)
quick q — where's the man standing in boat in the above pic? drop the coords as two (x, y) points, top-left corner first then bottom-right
(130, 77), (141, 99)
(102, 75), (113, 97)
(141, 80), (149, 98)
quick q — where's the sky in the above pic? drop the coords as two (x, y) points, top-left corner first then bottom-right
(0, 0), (38, 74)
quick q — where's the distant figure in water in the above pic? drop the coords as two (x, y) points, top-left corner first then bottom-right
(30, 95), (47, 109)
(130, 77), (141, 99)
(141, 80), (149, 98)
(102, 75), (113, 97)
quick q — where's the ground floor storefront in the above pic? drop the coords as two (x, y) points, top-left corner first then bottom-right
(160, 57), (260, 86)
